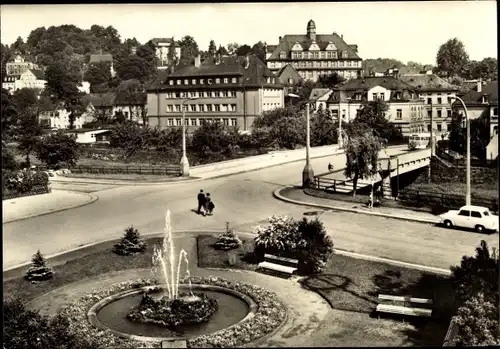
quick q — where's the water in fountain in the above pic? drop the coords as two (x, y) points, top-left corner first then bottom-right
(152, 210), (194, 300)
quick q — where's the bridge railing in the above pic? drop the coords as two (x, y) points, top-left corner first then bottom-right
(313, 176), (348, 193)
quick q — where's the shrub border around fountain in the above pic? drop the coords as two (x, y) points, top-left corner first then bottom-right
(59, 276), (287, 348)
(88, 283), (258, 342)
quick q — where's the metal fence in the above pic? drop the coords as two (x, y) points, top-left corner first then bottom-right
(313, 175), (348, 193)
(67, 165), (182, 176)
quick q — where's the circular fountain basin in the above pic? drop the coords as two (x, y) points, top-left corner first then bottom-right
(88, 284), (256, 341)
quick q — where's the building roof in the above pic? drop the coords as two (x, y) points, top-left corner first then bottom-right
(150, 37), (180, 47)
(152, 54), (281, 90)
(267, 45), (278, 52)
(29, 68), (45, 80)
(82, 93), (116, 108)
(336, 76), (418, 92)
(309, 88), (331, 100)
(459, 81), (498, 106)
(89, 54), (113, 64)
(267, 33), (361, 60)
(66, 128), (110, 134)
(400, 74), (458, 92)
(275, 64), (303, 85)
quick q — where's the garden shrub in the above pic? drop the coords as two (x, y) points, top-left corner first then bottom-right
(113, 226), (147, 256)
(25, 250), (54, 282)
(213, 226), (242, 251)
(253, 215), (334, 274)
(2, 146), (19, 171)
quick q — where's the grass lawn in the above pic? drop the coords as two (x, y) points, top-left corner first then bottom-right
(407, 181), (498, 201)
(197, 234), (456, 346)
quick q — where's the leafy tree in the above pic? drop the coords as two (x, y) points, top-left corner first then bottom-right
(436, 38), (469, 77)
(84, 61), (112, 90)
(17, 114), (43, 167)
(449, 110), (490, 160)
(450, 240), (499, 305)
(1, 89), (19, 141)
(1, 42), (13, 77)
(191, 122), (240, 157)
(179, 35), (199, 64)
(2, 145), (18, 171)
(344, 127), (382, 196)
(253, 104), (301, 128)
(464, 57), (498, 81)
(316, 72), (345, 89)
(251, 41), (266, 62)
(207, 39), (217, 57)
(217, 45), (229, 56)
(10, 36), (27, 54)
(227, 42), (240, 55)
(311, 108), (337, 146)
(269, 115), (306, 149)
(235, 44), (252, 56)
(452, 292), (500, 346)
(35, 131), (80, 168)
(136, 41), (157, 75)
(353, 100), (404, 143)
(289, 79), (316, 108)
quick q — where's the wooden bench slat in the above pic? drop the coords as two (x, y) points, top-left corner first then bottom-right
(263, 254), (299, 265)
(258, 261), (297, 274)
(376, 304), (432, 317)
(378, 294), (433, 305)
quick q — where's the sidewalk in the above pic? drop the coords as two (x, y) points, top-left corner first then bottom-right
(3, 190), (98, 223)
(275, 186), (441, 225)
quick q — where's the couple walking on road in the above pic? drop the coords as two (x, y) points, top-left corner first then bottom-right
(197, 189), (215, 216)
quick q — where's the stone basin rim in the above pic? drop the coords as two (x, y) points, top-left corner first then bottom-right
(87, 283), (258, 342)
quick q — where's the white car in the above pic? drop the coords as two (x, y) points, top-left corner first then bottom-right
(440, 205), (499, 233)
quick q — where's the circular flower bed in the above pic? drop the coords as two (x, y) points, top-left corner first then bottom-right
(59, 276), (287, 348)
(127, 290), (218, 327)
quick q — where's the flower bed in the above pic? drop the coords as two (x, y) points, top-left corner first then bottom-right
(59, 276), (287, 348)
(2, 184), (51, 200)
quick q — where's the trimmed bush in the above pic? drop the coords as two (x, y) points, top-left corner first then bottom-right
(112, 226), (147, 256)
(25, 250), (54, 282)
(213, 225), (242, 251)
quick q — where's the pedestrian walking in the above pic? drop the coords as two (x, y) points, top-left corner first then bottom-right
(197, 190), (206, 215)
(205, 193), (214, 216)
(328, 163), (333, 172)
(368, 191), (373, 209)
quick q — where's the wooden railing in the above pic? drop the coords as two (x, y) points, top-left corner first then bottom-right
(62, 165), (182, 176)
(313, 176), (348, 193)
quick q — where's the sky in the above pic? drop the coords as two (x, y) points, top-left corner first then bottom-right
(1, 1), (497, 65)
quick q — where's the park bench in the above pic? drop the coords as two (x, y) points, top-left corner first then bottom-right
(376, 294), (433, 321)
(258, 254), (298, 276)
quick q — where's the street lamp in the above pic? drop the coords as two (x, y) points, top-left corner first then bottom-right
(450, 96), (471, 206)
(180, 97), (198, 176)
(288, 93), (314, 188)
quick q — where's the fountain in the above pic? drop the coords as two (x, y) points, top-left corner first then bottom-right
(126, 210), (218, 328)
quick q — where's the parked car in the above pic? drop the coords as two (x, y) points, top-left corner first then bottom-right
(439, 205), (499, 233)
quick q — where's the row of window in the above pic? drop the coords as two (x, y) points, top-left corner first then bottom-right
(298, 70), (358, 80)
(165, 90), (238, 99)
(166, 104), (238, 112)
(164, 117), (238, 127)
(168, 76), (244, 86)
(270, 60), (361, 69)
(282, 51), (349, 59)
(408, 123), (452, 134)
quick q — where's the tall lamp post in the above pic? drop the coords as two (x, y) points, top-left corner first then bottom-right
(451, 96), (471, 206)
(288, 93), (314, 188)
(180, 97), (198, 176)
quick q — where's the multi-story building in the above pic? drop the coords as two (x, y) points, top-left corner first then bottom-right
(325, 76), (425, 136)
(39, 108), (84, 130)
(266, 20), (363, 82)
(81, 93), (146, 125)
(6, 55), (39, 76)
(400, 72), (458, 140)
(151, 37), (182, 69)
(146, 54), (284, 132)
(1, 68), (46, 94)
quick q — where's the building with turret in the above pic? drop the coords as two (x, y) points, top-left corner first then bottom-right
(265, 20), (363, 82)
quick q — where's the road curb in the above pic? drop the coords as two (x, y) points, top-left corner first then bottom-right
(4, 229), (450, 276)
(3, 191), (99, 224)
(273, 186), (441, 225)
(50, 152), (346, 186)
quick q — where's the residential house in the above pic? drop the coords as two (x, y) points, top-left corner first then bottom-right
(2, 68), (46, 94)
(151, 37), (182, 69)
(266, 19), (363, 82)
(65, 129), (111, 144)
(309, 88), (332, 110)
(326, 76), (425, 136)
(81, 93), (147, 125)
(89, 52), (116, 77)
(39, 108), (84, 130)
(2, 75), (18, 93)
(275, 64), (303, 98)
(146, 54), (285, 132)
(6, 55), (40, 76)
(454, 80), (498, 161)
(400, 71), (459, 140)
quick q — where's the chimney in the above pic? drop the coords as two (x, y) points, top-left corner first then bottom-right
(341, 34), (343, 39)
(244, 55), (250, 70)
(279, 36), (282, 42)
(170, 64), (175, 74)
(194, 54), (201, 68)
(477, 79), (482, 93)
(215, 53), (221, 65)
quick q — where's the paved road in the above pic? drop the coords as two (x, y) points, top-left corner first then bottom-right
(4, 148), (497, 270)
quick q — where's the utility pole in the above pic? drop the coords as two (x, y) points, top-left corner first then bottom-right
(428, 98), (434, 183)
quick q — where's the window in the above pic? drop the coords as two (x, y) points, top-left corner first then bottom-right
(215, 104), (220, 112)
(169, 80), (174, 85)
(215, 78), (220, 84)
(494, 108), (498, 115)
(214, 91), (220, 97)
(200, 79), (204, 84)
(224, 78), (228, 83)
(437, 97), (442, 104)
(342, 51), (348, 58)
(372, 93), (377, 100)
(230, 118), (237, 126)
(471, 211), (482, 218)
(221, 90), (228, 97)
(184, 79), (189, 85)
(232, 77), (237, 83)
(184, 118), (189, 126)
(483, 211), (490, 216)
(447, 110), (452, 118)
(230, 90), (237, 97)
(167, 105), (173, 112)
(313, 52), (319, 59)
(427, 98), (432, 104)
(190, 118), (197, 126)
(380, 93), (385, 100)
(203, 91), (209, 98)
(190, 105), (196, 112)
(176, 118), (182, 126)
(223, 118), (229, 126)
(207, 104), (213, 112)
(427, 110), (432, 118)
(279, 51), (286, 59)
(168, 119), (173, 126)
(200, 105), (206, 112)
(230, 104), (237, 111)
(437, 110), (442, 118)
(427, 125), (431, 132)
(447, 123), (451, 131)
(177, 80), (181, 85)
(175, 105), (181, 112)
(192, 79), (196, 84)
(180, 92), (186, 98)
(396, 109), (402, 119)
(437, 124), (442, 131)
(175, 91), (181, 98)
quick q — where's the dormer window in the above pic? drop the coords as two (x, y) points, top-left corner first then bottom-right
(232, 77), (237, 83)
(279, 51), (286, 59)
(169, 80), (174, 85)
(192, 79), (196, 84)
(224, 78), (228, 83)
(184, 79), (189, 85)
(343, 51), (348, 58)
(216, 78), (220, 84)
(177, 79), (181, 85)
(482, 95), (488, 103)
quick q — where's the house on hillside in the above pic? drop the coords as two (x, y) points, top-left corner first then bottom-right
(275, 64), (303, 98)
(146, 53), (284, 132)
(326, 76), (425, 136)
(6, 55), (40, 76)
(1, 68), (46, 94)
(66, 128), (111, 144)
(266, 19), (363, 82)
(151, 37), (182, 69)
(309, 88), (333, 111)
(39, 106), (84, 130)
(81, 93), (147, 125)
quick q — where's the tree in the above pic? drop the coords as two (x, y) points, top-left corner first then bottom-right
(1, 89), (19, 142)
(465, 57), (498, 81)
(316, 72), (345, 89)
(207, 39), (217, 57)
(135, 41), (157, 78)
(179, 35), (199, 64)
(289, 79), (316, 108)
(217, 45), (229, 56)
(436, 38), (469, 77)
(227, 42), (240, 55)
(191, 122), (240, 157)
(344, 127), (382, 196)
(235, 44), (252, 56)
(10, 36), (27, 55)
(35, 131), (80, 168)
(251, 41), (266, 62)
(84, 61), (112, 90)
(254, 105), (306, 149)
(1, 42), (13, 77)
(353, 100), (404, 143)
(311, 108), (337, 146)
(449, 110), (490, 160)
